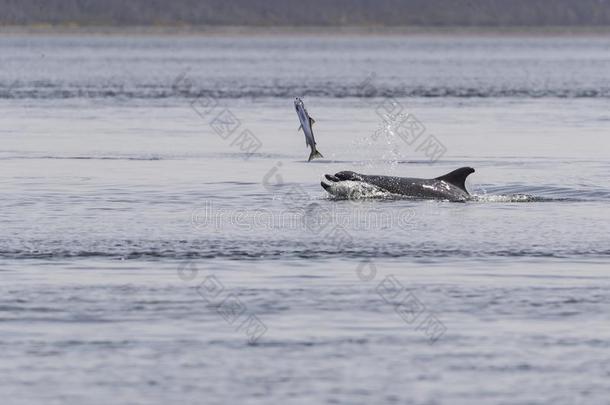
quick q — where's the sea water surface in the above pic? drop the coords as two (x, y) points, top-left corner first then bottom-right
(1, 33), (610, 404)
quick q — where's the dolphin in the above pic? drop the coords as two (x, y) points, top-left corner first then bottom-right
(321, 167), (475, 201)
(294, 97), (323, 161)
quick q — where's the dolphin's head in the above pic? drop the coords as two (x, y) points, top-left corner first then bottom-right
(334, 171), (363, 182)
(294, 97), (304, 111)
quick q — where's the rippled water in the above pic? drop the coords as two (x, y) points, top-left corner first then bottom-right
(1, 34), (610, 404)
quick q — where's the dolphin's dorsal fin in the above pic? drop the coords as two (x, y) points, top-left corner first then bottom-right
(435, 167), (475, 193)
(309, 117), (315, 126)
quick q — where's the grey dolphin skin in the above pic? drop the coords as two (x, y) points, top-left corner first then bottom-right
(294, 97), (323, 161)
(321, 167), (475, 201)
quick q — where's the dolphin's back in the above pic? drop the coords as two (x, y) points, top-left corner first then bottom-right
(329, 167), (475, 201)
(434, 167), (475, 193)
(360, 174), (462, 200)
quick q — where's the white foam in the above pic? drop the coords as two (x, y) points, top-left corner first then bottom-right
(322, 180), (391, 200)
(471, 194), (543, 203)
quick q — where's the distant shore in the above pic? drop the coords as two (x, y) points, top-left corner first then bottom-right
(2, 25), (610, 36)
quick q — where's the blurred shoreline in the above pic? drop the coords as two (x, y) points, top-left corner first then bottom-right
(2, 24), (610, 36)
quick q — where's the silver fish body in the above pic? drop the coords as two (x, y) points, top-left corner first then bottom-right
(294, 97), (323, 161)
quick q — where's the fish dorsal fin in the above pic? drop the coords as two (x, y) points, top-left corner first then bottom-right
(309, 117), (315, 126)
(434, 167), (475, 193)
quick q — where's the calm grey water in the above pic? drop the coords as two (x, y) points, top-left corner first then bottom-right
(1, 34), (610, 404)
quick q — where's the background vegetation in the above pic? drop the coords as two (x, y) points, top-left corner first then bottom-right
(2, 0), (610, 27)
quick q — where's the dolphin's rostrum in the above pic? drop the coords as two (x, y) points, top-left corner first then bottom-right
(321, 167), (475, 201)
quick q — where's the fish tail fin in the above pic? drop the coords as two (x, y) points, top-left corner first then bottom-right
(308, 147), (323, 162)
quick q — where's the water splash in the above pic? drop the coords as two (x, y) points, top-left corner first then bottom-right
(322, 180), (392, 200)
(471, 194), (554, 203)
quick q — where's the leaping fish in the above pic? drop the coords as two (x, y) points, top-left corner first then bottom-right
(294, 97), (323, 161)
